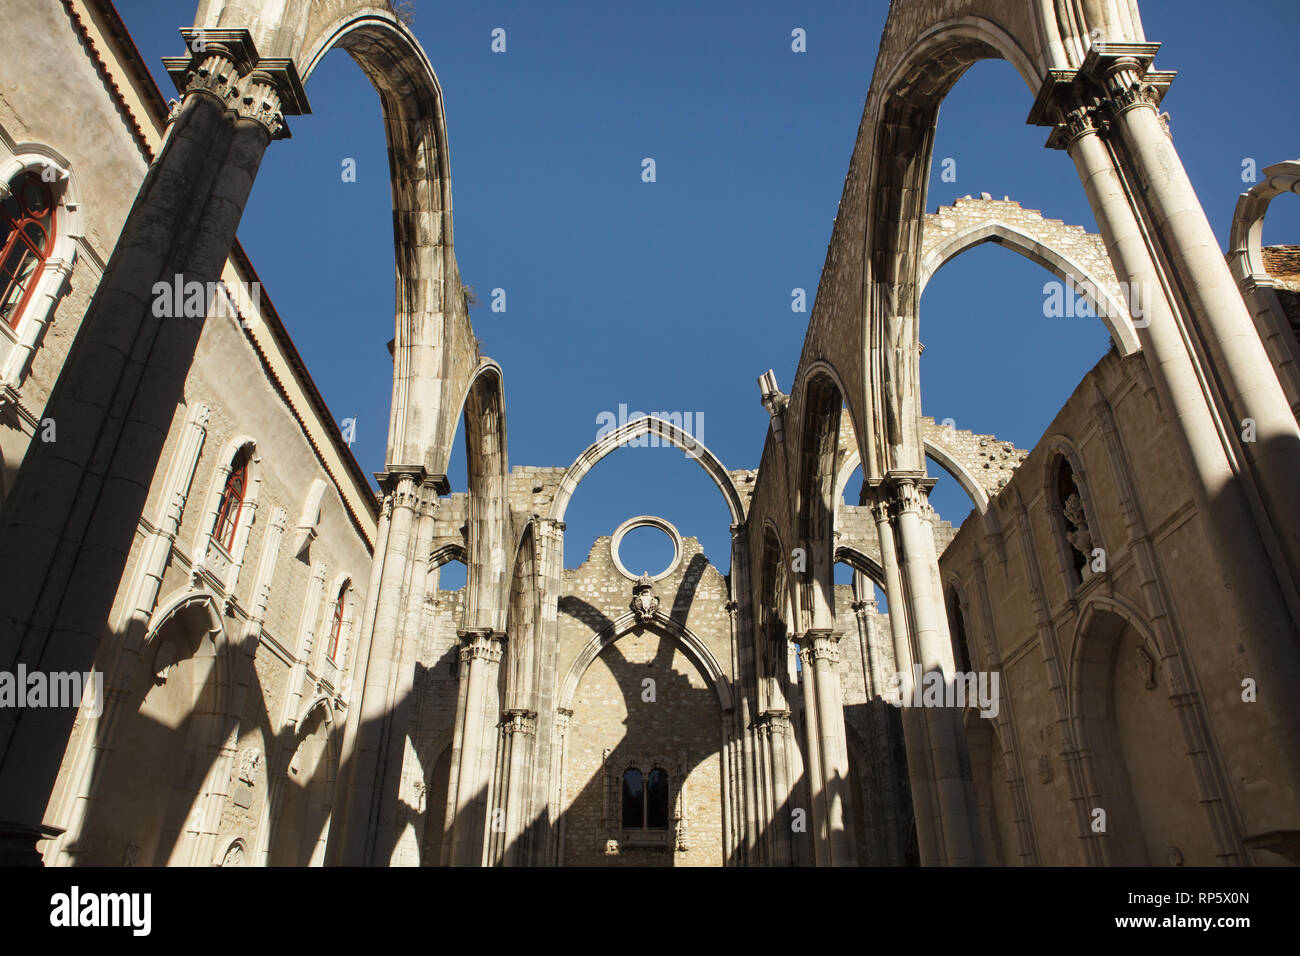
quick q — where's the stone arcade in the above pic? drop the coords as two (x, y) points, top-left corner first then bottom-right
(0, 0), (1297, 866)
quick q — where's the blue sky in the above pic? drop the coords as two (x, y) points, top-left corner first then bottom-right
(115, 0), (1299, 583)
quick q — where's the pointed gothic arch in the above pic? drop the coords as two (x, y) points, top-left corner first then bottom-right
(548, 415), (745, 527)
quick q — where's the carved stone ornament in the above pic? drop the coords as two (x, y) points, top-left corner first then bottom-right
(1062, 492), (1093, 555)
(221, 840), (247, 867)
(630, 574), (660, 623)
(238, 747), (262, 786)
(1135, 645), (1158, 690)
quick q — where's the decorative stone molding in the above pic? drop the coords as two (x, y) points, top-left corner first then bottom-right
(629, 574), (660, 624)
(457, 629), (504, 665)
(610, 514), (683, 582)
(501, 709), (537, 737)
(601, 749), (690, 853)
(161, 29), (309, 141)
(798, 629), (841, 665)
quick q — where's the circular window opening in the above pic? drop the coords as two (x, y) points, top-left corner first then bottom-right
(619, 525), (675, 578)
(610, 515), (683, 582)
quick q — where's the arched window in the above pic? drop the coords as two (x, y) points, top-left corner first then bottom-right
(622, 766), (670, 831)
(1052, 454), (1091, 583)
(621, 769), (643, 829)
(946, 587), (972, 673)
(213, 447), (251, 551)
(645, 768), (669, 830)
(0, 172), (56, 329)
(327, 583), (347, 662)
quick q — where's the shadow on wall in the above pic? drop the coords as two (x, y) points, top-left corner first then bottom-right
(59, 595), (340, 867)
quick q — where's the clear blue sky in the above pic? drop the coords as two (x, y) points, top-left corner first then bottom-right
(115, 0), (1299, 583)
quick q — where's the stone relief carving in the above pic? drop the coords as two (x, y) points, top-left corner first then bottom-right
(238, 747), (262, 786)
(629, 574), (660, 624)
(1062, 492), (1093, 556)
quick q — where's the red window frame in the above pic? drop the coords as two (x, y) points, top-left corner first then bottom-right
(0, 173), (57, 330)
(327, 586), (346, 662)
(213, 448), (250, 551)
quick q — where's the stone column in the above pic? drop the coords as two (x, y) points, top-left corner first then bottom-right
(532, 518), (565, 866)
(755, 709), (793, 866)
(871, 497), (939, 865)
(1032, 69), (1300, 833)
(553, 707), (573, 864)
(800, 629), (855, 866)
(447, 628), (504, 866)
(333, 468), (423, 865)
(1085, 45), (1300, 606)
(0, 30), (306, 865)
(373, 477), (441, 864)
(496, 708), (537, 866)
(796, 640), (828, 866)
(877, 478), (983, 865)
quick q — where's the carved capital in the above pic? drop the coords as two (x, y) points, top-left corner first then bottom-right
(798, 628), (840, 664)
(850, 599), (874, 620)
(501, 709), (538, 736)
(161, 29), (309, 141)
(883, 474), (931, 518)
(457, 628), (504, 664)
(755, 709), (791, 737)
(174, 48), (242, 108)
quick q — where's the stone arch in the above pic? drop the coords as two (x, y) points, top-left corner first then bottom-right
(503, 520), (538, 710)
(918, 202), (1141, 355)
(794, 369), (844, 632)
(454, 361), (509, 633)
(548, 416), (745, 526)
(1065, 597), (1161, 865)
(431, 541), (468, 568)
(269, 695), (338, 866)
(835, 439), (992, 517)
(1068, 593), (1221, 866)
(847, 4), (1145, 480)
(0, 146), (82, 388)
(756, 521), (793, 712)
(189, 2), (477, 476)
(418, 730), (455, 866)
(833, 545), (885, 589)
(1229, 159), (1300, 284)
(1041, 434), (1106, 595)
(962, 707), (1009, 865)
(1228, 159), (1300, 412)
(194, 435), (261, 547)
(557, 611), (732, 714)
(0, 147), (83, 379)
(73, 589), (230, 865)
(941, 573), (976, 674)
